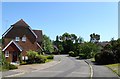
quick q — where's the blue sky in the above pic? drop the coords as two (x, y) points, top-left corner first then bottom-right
(2, 2), (118, 41)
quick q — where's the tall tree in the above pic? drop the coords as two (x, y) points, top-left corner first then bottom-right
(0, 38), (2, 44)
(90, 33), (100, 43)
(43, 35), (54, 53)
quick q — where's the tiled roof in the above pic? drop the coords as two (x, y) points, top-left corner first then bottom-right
(12, 19), (29, 27)
(33, 30), (43, 42)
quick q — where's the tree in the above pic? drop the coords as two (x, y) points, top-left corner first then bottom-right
(110, 38), (120, 63)
(90, 33), (100, 43)
(71, 34), (77, 43)
(43, 35), (54, 53)
(79, 42), (100, 59)
(77, 36), (84, 43)
(53, 35), (64, 54)
(0, 38), (2, 44)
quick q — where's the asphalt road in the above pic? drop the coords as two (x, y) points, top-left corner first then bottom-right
(2, 55), (119, 79)
(18, 55), (90, 77)
(86, 59), (120, 79)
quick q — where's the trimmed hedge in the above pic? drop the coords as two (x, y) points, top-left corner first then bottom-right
(95, 50), (115, 65)
(46, 55), (54, 59)
(69, 51), (77, 57)
(35, 55), (47, 63)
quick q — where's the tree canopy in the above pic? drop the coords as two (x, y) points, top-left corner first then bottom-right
(43, 35), (54, 53)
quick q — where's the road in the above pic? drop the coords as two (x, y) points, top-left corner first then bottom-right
(18, 55), (90, 77)
(2, 55), (120, 79)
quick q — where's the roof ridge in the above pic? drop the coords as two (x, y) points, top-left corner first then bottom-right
(12, 19), (29, 26)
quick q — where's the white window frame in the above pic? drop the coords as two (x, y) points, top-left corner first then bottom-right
(15, 37), (20, 41)
(25, 56), (28, 60)
(5, 51), (9, 57)
(22, 36), (26, 42)
(22, 56), (24, 60)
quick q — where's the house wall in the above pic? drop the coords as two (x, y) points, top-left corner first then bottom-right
(4, 43), (20, 62)
(18, 37), (39, 56)
(2, 38), (12, 48)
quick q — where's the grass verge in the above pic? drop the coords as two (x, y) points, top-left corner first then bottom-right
(106, 63), (120, 76)
(45, 59), (53, 63)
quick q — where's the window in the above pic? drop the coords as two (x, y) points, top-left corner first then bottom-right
(22, 56), (24, 60)
(22, 35), (26, 42)
(5, 51), (9, 57)
(15, 37), (20, 41)
(25, 56), (28, 60)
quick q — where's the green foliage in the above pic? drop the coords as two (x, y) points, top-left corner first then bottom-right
(62, 40), (74, 54)
(69, 51), (77, 57)
(53, 33), (85, 54)
(90, 33), (100, 43)
(27, 50), (48, 64)
(111, 38), (120, 63)
(79, 42), (99, 59)
(35, 55), (47, 63)
(95, 50), (115, 65)
(0, 40), (1, 44)
(9, 64), (18, 70)
(46, 55), (54, 59)
(20, 61), (27, 65)
(18, 53), (22, 63)
(1, 53), (18, 70)
(27, 50), (38, 63)
(43, 35), (54, 53)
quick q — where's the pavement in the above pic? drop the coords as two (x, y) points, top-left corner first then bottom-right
(86, 59), (120, 79)
(2, 55), (61, 78)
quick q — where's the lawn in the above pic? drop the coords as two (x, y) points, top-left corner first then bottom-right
(106, 63), (120, 76)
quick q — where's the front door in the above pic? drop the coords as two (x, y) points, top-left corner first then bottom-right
(12, 52), (17, 62)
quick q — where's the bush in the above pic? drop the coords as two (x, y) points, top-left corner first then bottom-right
(69, 51), (77, 57)
(79, 53), (87, 59)
(46, 55), (54, 59)
(79, 42), (100, 59)
(95, 50), (115, 65)
(94, 53), (101, 64)
(27, 50), (38, 64)
(20, 61), (27, 65)
(35, 55), (47, 63)
(9, 64), (18, 70)
(2, 61), (9, 70)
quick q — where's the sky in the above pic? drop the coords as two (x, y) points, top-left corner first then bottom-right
(1, 2), (118, 41)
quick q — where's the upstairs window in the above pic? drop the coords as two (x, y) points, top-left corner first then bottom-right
(5, 51), (9, 57)
(15, 37), (20, 41)
(22, 35), (26, 42)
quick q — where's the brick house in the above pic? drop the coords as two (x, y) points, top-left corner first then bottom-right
(2, 19), (43, 64)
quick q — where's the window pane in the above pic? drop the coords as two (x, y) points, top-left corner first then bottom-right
(5, 51), (9, 57)
(15, 37), (20, 41)
(22, 36), (26, 42)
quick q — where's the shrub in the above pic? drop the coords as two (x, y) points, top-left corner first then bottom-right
(9, 64), (18, 70)
(46, 55), (54, 59)
(2, 61), (9, 70)
(95, 50), (115, 65)
(94, 53), (101, 64)
(79, 53), (87, 59)
(35, 55), (47, 63)
(27, 50), (38, 64)
(69, 51), (77, 57)
(20, 61), (27, 65)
